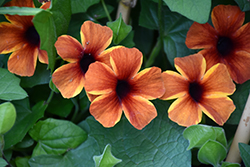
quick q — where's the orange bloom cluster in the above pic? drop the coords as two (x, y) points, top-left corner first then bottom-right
(0, 0), (50, 76)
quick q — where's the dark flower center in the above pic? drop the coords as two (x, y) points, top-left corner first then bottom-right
(79, 53), (96, 74)
(217, 36), (233, 56)
(189, 82), (203, 102)
(116, 80), (131, 101)
(25, 26), (40, 47)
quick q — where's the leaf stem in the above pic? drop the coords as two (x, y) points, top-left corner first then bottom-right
(46, 90), (54, 105)
(145, 38), (162, 67)
(226, 92), (250, 163)
(71, 98), (79, 123)
(101, 0), (112, 22)
(158, 0), (164, 41)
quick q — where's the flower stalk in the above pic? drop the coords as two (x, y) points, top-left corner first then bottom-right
(116, 0), (137, 24)
(226, 92), (250, 163)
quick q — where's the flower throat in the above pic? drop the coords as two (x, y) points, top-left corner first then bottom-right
(189, 82), (203, 102)
(217, 36), (233, 56)
(116, 80), (130, 101)
(79, 53), (95, 74)
(25, 26), (40, 47)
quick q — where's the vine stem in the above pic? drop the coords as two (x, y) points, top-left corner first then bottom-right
(101, 0), (112, 22)
(226, 92), (250, 163)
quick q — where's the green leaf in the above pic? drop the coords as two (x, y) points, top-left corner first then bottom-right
(235, 0), (250, 11)
(28, 154), (71, 167)
(87, 3), (114, 20)
(221, 161), (241, 167)
(0, 68), (28, 101)
(71, 0), (99, 14)
(119, 31), (135, 48)
(0, 102), (16, 134)
(93, 144), (122, 167)
(20, 63), (51, 88)
(4, 100), (47, 149)
(239, 143), (250, 167)
(29, 118), (87, 156)
(213, 127), (227, 148)
(0, 6), (44, 15)
(107, 14), (132, 44)
(0, 157), (7, 167)
(183, 124), (216, 150)
(0, 0), (5, 6)
(227, 80), (250, 124)
(139, 0), (195, 67)
(198, 140), (227, 166)
(163, 0), (211, 23)
(15, 157), (30, 167)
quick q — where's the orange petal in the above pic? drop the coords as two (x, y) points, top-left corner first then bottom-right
(40, 2), (51, 9)
(8, 45), (38, 76)
(234, 23), (250, 53)
(96, 45), (124, 68)
(185, 22), (217, 49)
(52, 63), (84, 98)
(55, 35), (84, 63)
(122, 95), (157, 130)
(85, 62), (116, 95)
(80, 21), (113, 56)
(201, 63), (235, 96)
(110, 47), (142, 79)
(175, 54), (206, 82)
(38, 49), (48, 64)
(224, 51), (250, 84)
(199, 49), (222, 70)
(0, 22), (26, 54)
(89, 91), (122, 128)
(160, 70), (188, 100)
(131, 67), (165, 100)
(212, 5), (245, 35)
(168, 95), (202, 127)
(199, 96), (235, 125)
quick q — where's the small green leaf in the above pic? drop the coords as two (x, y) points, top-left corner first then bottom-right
(29, 118), (87, 156)
(239, 143), (250, 167)
(0, 6), (44, 15)
(107, 14), (132, 44)
(93, 144), (122, 167)
(15, 157), (30, 167)
(0, 157), (7, 167)
(183, 124), (216, 150)
(119, 31), (135, 48)
(71, 0), (99, 14)
(49, 79), (59, 93)
(0, 68), (28, 101)
(163, 0), (211, 23)
(198, 140), (227, 166)
(4, 100), (47, 149)
(213, 127), (227, 148)
(235, 0), (250, 11)
(0, 102), (16, 134)
(221, 161), (241, 167)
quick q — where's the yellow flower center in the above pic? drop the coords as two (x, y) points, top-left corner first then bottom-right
(79, 53), (96, 74)
(25, 26), (40, 47)
(217, 36), (233, 56)
(189, 82), (203, 102)
(116, 80), (130, 101)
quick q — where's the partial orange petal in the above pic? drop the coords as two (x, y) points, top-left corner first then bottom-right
(160, 71), (188, 100)
(224, 51), (250, 84)
(85, 62), (116, 95)
(90, 91), (122, 128)
(40, 2), (51, 9)
(212, 5), (245, 35)
(86, 93), (99, 102)
(131, 67), (165, 100)
(0, 22), (25, 54)
(52, 63), (84, 98)
(38, 49), (48, 64)
(8, 45), (38, 76)
(55, 35), (84, 63)
(122, 95), (157, 130)
(175, 54), (206, 82)
(110, 47), (142, 80)
(199, 96), (235, 126)
(168, 95), (202, 127)
(80, 21), (113, 56)
(234, 23), (250, 53)
(199, 49), (222, 70)
(185, 22), (217, 49)
(201, 63), (235, 96)
(96, 46), (124, 68)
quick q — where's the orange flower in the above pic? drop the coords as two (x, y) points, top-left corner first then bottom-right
(185, 5), (250, 84)
(160, 54), (235, 127)
(0, 0), (50, 76)
(52, 21), (118, 98)
(84, 47), (165, 130)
